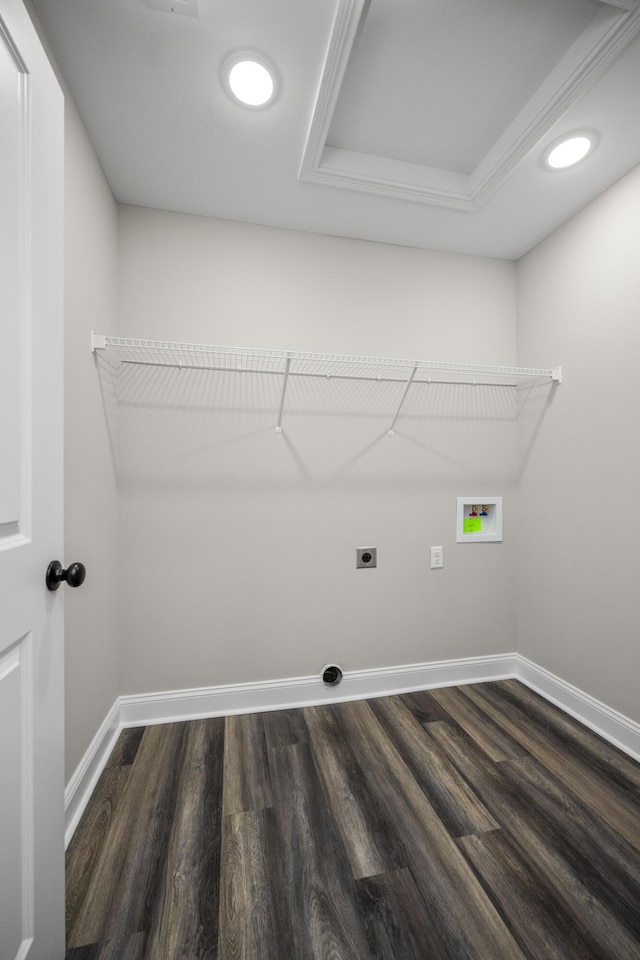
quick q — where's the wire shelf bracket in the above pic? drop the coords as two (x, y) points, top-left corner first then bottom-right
(91, 332), (561, 434)
(388, 364), (418, 437)
(275, 355), (292, 434)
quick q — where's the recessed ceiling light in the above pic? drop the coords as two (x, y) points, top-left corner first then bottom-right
(222, 54), (279, 108)
(544, 132), (597, 170)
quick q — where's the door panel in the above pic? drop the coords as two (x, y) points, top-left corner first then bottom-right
(0, 12), (24, 533)
(0, 636), (33, 959)
(0, 2), (64, 958)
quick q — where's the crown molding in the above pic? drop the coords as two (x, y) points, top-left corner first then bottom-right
(300, 1), (640, 212)
(471, 4), (640, 205)
(298, 0), (370, 183)
(303, 147), (475, 210)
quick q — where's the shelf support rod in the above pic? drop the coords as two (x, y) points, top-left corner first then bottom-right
(275, 356), (292, 433)
(388, 364), (418, 436)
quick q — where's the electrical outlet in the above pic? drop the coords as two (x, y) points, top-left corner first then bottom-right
(357, 547), (377, 569)
(430, 546), (443, 569)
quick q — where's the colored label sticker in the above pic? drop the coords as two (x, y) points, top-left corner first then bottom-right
(463, 517), (482, 534)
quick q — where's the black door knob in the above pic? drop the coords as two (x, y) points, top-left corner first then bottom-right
(46, 560), (86, 591)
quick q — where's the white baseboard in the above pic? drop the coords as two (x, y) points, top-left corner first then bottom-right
(64, 651), (640, 846)
(117, 652), (518, 727)
(515, 654), (640, 763)
(64, 697), (121, 849)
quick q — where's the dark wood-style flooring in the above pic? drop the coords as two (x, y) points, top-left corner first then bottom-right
(65, 680), (640, 959)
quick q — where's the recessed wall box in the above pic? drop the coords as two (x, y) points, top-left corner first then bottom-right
(457, 497), (503, 543)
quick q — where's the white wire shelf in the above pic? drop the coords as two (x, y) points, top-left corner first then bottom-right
(92, 333), (561, 435)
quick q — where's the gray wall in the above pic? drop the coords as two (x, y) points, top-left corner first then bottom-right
(63, 97), (120, 780)
(517, 163), (640, 722)
(59, 93), (640, 776)
(116, 207), (518, 694)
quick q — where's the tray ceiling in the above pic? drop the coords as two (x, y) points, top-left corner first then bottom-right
(300, 0), (640, 209)
(31, 0), (640, 258)
(328, 0), (604, 175)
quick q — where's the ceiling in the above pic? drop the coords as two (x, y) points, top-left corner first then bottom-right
(32, 0), (640, 260)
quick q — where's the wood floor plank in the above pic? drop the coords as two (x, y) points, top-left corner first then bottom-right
(222, 713), (273, 816)
(330, 699), (527, 960)
(65, 727), (144, 910)
(428, 719), (640, 959)
(66, 722), (189, 948)
(268, 741), (375, 960)
(369, 695), (500, 838)
(303, 703), (406, 880)
(354, 868), (442, 960)
(262, 707), (308, 749)
(498, 754), (640, 940)
(219, 808), (294, 960)
(66, 683), (640, 960)
(398, 688), (453, 723)
(93, 933), (146, 960)
(65, 727), (145, 929)
(144, 718), (224, 960)
(460, 682), (640, 852)
(459, 830), (616, 960)
(65, 946), (99, 960)
(495, 679), (640, 792)
(66, 933), (145, 960)
(65, 765), (132, 939)
(104, 726), (145, 769)
(430, 684), (530, 762)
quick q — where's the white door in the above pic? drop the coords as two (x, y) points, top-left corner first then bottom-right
(0, 1), (65, 958)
